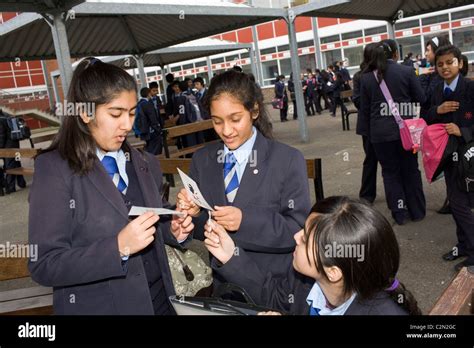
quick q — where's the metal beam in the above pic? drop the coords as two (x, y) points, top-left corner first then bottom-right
(387, 20), (395, 39)
(290, 0), (351, 17)
(40, 59), (55, 110)
(249, 47), (257, 80)
(311, 17), (323, 70)
(49, 12), (73, 99)
(135, 54), (147, 89)
(50, 72), (60, 107)
(118, 15), (140, 54)
(251, 25), (264, 85)
(206, 56), (213, 83)
(287, 14), (308, 143)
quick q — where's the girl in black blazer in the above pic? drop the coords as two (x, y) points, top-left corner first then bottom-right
(177, 70), (311, 290)
(204, 196), (421, 315)
(28, 58), (193, 315)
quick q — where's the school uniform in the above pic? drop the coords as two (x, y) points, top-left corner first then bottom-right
(329, 78), (348, 116)
(165, 84), (174, 116)
(287, 79), (298, 120)
(274, 80), (289, 122)
(424, 74), (474, 265)
(188, 128), (311, 291)
(359, 60), (427, 224)
(353, 71), (378, 204)
(28, 144), (183, 315)
(212, 248), (408, 315)
(139, 98), (164, 155)
(175, 91), (205, 149)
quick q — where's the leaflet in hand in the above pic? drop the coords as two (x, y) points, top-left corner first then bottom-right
(177, 168), (214, 211)
(129, 206), (185, 217)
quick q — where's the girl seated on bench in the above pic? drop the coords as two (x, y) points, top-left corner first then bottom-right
(204, 196), (421, 315)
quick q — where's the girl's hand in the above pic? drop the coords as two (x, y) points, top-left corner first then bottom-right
(177, 188), (201, 217)
(204, 219), (235, 264)
(118, 212), (159, 257)
(211, 206), (242, 232)
(445, 123), (462, 137)
(170, 208), (194, 242)
(437, 101), (459, 114)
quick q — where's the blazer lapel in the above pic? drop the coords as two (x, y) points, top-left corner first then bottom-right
(87, 160), (129, 220)
(232, 131), (270, 208)
(130, 147), (162, 208)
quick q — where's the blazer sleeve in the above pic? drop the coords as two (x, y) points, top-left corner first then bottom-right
(238, 150), (311, 252)
(212, 247), (306, 313)
(28, 154), (127, 287)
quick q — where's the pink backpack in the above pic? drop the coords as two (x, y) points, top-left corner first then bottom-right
(374, 71), (426, 153)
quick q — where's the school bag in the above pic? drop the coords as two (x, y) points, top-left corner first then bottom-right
(184, 93), (202, 122)
(457, 140), (474, 192)
(373, 71), (426, 153)
(4, 116), (31, 141)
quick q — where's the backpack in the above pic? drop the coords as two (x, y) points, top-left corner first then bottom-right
(5, 116), (31, 141)
(184, 93), (202, 122)
(133, 98), (148, 137)
(457, 140), (474, 193)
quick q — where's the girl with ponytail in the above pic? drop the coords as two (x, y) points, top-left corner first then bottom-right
(204, 196), (421, 315)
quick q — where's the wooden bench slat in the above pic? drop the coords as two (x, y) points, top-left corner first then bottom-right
(0, 148), (39, 158)
(165, 119), (213, 138)
(31, 133), (57, 145)
(0, 293), (53, 314)
(5, 167), (34, 176)
(0, 258), (30, 281)
(158, 158), (192, 174)
(0, 286), (53, 302)
(168, 140), (220, 159)
(429, 267), (474, 315)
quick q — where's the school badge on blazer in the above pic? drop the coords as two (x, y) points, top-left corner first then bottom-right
(465, 112), (472, 120)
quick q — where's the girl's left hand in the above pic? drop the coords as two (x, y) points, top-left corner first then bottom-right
(211, 206), (242, 232)
(170, 209), (194, 242)
(445, 123), (462, 137)
(204, 219), (235, 264)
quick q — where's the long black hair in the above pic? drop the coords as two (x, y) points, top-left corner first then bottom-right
(366, 39), (398, 83)
(305, 196), (421, 315)
(360, 42), (378, 72)
(41, 57), (137, 175)
(203, 70), (273, 139)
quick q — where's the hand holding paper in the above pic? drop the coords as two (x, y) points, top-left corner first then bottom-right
(129, 206), (185, 217)
(177, 168), (214, 211)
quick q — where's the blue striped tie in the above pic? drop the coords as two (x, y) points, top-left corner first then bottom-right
(101, 155), (127, 194)
(223, 152), (239, 203)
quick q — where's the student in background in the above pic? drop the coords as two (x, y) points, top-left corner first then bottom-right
(287, 73), (298, 120)
(148, 82), (164, 123)
(353, 42), (379, 204)
(28, 57), (193, 315)
(423, 45), (474, 272)
(174, 80), (204, 149)
(139, 87), (164, 155)
(359, 39), (426, 225)
(194, 77), (217, 142)
(204, 196), (421, 315)
(329, 72), (348, 117)
(165, 73), (175, 117)
(176, 70), (311, 292)
(274, 75), (289, 122)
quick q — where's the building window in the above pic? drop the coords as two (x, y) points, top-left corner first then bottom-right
(323, 49), (342, 67)
(211, 57), (224, 64)
(146, 71), (156, 77)
(421, 14), (449, 26)
(343, 46), (364, 68)
(451, 9), (474, 21)
(452, 26), (474, 55)
(341, 30), (363, 41)
(183, 63), (193, 70)
(240, 51), (250, 59)
(195, 60), (207, 68)
(260, 47), (277, 55)
(299, 54), (317, 73)
(171, 65), (181, 72)
(320, 35), (340, 44)
(261, 60), (279, 81)
(226, 54), (240, 62)
(279, 58), (292, 76)
(364, 25), (387, 36)
(277, 44), (289, 52)
(394, 19), (419, 31)
(397, 36), (423, 59)
(297, 39), (314, 48)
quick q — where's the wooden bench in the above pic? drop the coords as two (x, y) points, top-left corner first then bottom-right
(0, 148), (39, 177)
(158, 157), (325, 203)
(429, 267), (474, 315)
(29, 132), (57, 148)
(340, 90), (358, 131)
(0, 245), (53, 315)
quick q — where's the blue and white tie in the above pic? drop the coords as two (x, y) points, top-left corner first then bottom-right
(101, 155), (127, 194)
(223, 152), (239, 203)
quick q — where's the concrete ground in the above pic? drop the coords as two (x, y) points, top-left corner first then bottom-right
(0, 105), (463, 314)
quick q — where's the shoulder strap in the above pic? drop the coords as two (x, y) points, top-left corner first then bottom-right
(373, 70), (404, 128)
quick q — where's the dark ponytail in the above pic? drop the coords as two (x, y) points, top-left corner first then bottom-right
(203, 70), (273, 139)
(385, 279), (422, 315)
(366, 39), (398, 83)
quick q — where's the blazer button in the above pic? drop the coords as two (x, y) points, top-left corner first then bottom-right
(136, 273), (141, 277)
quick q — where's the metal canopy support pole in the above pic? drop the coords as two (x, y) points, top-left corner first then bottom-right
(311, 17), (324, 69)
(135, 54), (147, 89)
(161, 67), (168, 103)
(249, 46), (257, 79)
(287, 14), (308, 143)
(206, 56), (213, 83)
(387, 20), (395, 40)
(49, 12), (73, 100)
(251, 25), (264, 85)
(41, 59), (55, 110)
(50, 72), (60, 107)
